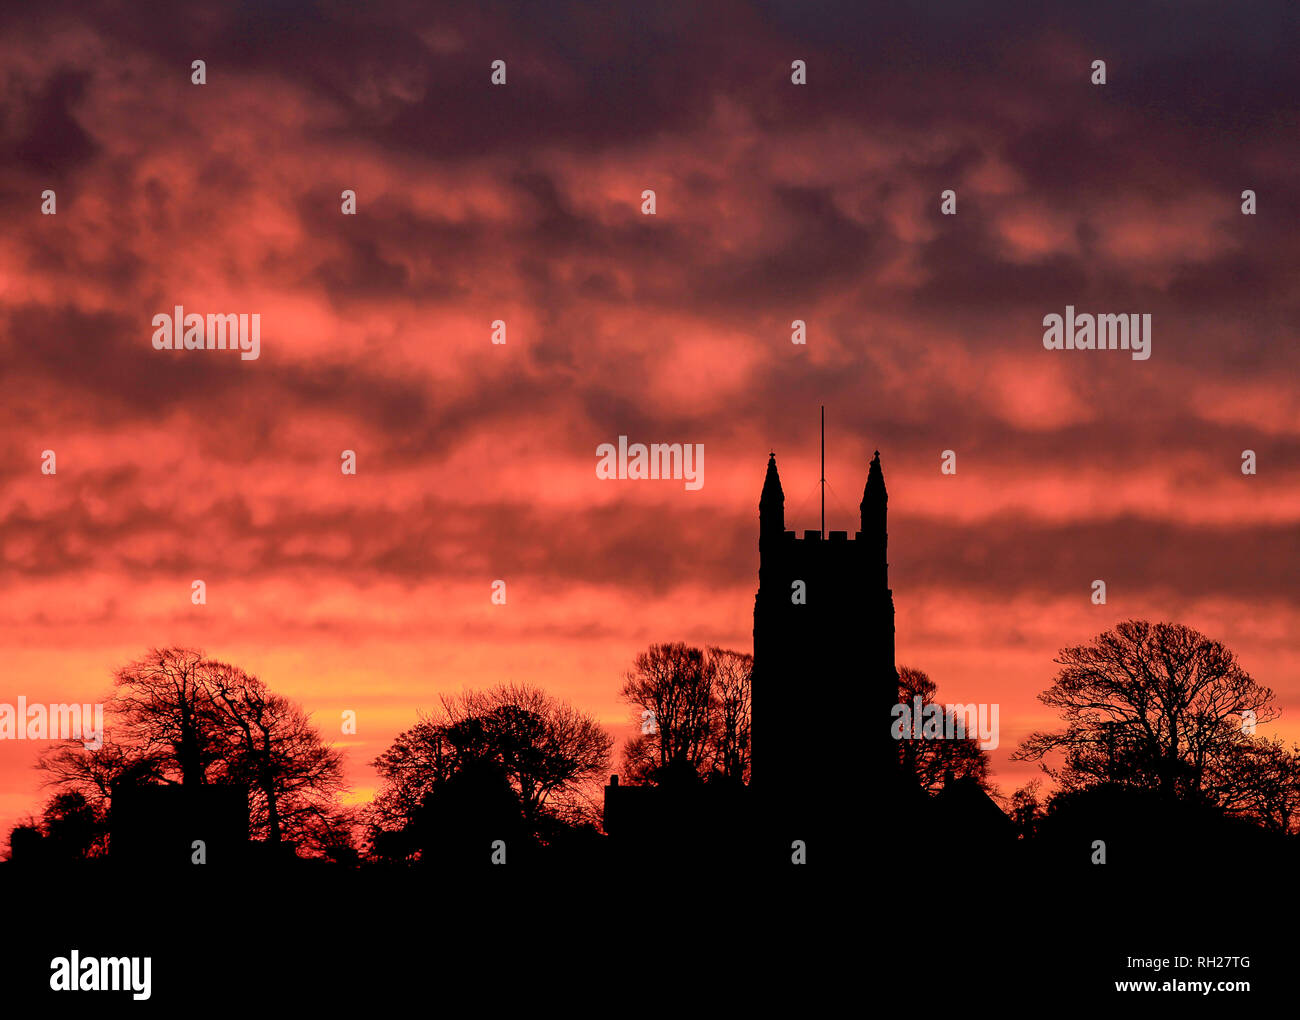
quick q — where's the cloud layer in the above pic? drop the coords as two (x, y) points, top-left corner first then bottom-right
(2, 1), (1298, 833)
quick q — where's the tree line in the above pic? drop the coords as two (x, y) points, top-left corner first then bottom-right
(7, 620), (1300, 862)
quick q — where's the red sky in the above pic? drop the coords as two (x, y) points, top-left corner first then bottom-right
(2, 1), (1298, 837)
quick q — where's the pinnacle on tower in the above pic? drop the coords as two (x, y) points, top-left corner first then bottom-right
(860, 449), (887, 537)
(761, 452), (784, 506)
(760, 452), (784, 536)
(862, 450), (886, 508)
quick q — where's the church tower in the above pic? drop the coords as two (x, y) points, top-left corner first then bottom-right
(752, 450), (899, 810)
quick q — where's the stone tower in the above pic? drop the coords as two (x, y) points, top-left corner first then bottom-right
(752, 450), (898, 809)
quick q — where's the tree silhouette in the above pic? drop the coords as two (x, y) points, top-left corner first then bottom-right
(443, 685), (612, 827)
(111, 647), (225, 786)
(35, 646), (349, 854)
(618, 644), (751, 785)
(204, 660), (348, 848)
(1013, 620), (1281, 807)
(4, 822), (44, 863)
(1210, 737), (1300, 834)
(369, 683), (611, 859)
(40, 791), (103, 860)
(620, 643), (714, 780)
(895, 666), (991, 794)
(1006, 780), (1044, 840)
(708, 647), (752, 784)
(405, 757), (529, 868)
(38, 739), (164, 807)
(4, 792), (104, 862)
(369, 719), (457, 842)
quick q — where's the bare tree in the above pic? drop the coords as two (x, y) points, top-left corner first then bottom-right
(1210, 738), (1300, 834)
(36, 647), (350, 854)
(369, 717), (458, 836)
(1013, 620), (1279, 805)
(369, 684), (612, 849)
(1006, 780), (1044, 840)
(895, 666), (991, 794)
(619, 643), (715, 780)
(37, 739), (165, 810)
(617, 644), (753, 785)
(37, 648), (220, 815)
(110, 647), (225, 786)
(707, 647), (751, 784)
(616, 731), (660, 786)
(442, 684), (613, 826)
(204, 661), (347, 848)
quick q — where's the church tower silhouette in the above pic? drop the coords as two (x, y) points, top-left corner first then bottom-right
(752, 450), (899, 813)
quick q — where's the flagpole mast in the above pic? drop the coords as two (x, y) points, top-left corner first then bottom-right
(820, 404), (825, 536)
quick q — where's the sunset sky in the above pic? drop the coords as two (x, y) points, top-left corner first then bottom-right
(1, 1), (1298, 839)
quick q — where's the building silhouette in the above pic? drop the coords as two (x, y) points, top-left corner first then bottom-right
(753, 449), (898, 801)
(605, 447), (1012, 865)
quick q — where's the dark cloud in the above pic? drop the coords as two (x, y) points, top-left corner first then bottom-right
(0, 0), (1295, 605)
(7, 69), (99, 175)
(894, 513), (1300, 606)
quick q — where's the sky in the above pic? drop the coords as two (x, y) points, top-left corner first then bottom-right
(1, 1), (1298, 838)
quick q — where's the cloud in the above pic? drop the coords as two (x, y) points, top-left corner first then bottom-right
(1, 0), (1298, 834)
